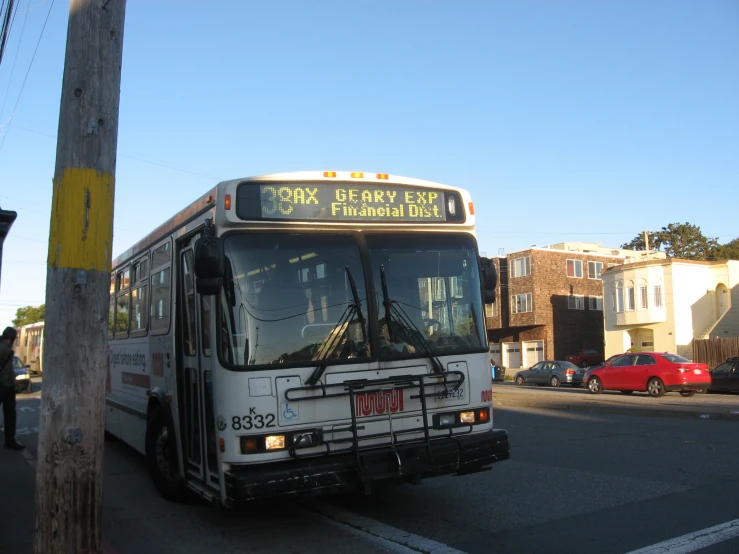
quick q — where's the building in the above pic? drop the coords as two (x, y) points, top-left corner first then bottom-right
(0, 206), (18, 293)
(602, 258), (739, 359)
(485, 242), (666, 369)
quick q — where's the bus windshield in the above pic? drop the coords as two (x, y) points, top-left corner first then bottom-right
(367, 233), (487, 358)
(218, 232), (487, 369)
(219, 233), (370, 367)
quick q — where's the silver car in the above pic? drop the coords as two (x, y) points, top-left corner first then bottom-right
(513, 361), (584, 387)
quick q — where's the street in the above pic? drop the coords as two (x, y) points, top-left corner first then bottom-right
(4, 377), (739, 553)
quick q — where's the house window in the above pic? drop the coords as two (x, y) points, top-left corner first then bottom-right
(587, 261), (603, 280)
(485, 303), (498, 317)
(511, 293), (532, 314)
(638, 279), (648, 310)
(589, 296), (603, 311)
(626, 282), (636, 311)
(568, 294), (585, 310)
(566, 259), (583, 278)
(615, 281), (624, 313)
(510, 256), (531, 278)
(653, 279), (663, 308)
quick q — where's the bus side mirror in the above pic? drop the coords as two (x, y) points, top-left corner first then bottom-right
(479, 257), (497, 303)
(194, 218), (224, 296)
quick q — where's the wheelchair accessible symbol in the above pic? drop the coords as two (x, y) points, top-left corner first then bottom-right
(281, 402), (298, 421)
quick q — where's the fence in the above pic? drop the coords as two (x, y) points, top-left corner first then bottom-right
(692, 338), (739, 368)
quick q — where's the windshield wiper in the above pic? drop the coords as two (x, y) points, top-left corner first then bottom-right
(379, 265), (445, 376)
(380, 264), (394, 342)
(345, 266), (367, 347)
(306, 267), (367, 386)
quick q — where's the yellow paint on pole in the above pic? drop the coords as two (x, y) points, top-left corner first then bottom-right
(48, 167), (114, 272)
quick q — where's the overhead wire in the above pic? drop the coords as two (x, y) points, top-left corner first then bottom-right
(0, 0), (54, 157)
(0, 0), (29, 123)
(0, 0), (16, 65)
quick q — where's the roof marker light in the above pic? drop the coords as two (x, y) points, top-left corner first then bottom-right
(376, 173), (389, 180)
(323, 171), (337, 178)
(350, 172), (364, 179)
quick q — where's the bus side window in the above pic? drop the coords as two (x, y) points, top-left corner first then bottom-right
(108, 273), (115, 338)
(150, 240), (172, 334)
(131, 255), (149, 334)
(115, 265), (131, 338)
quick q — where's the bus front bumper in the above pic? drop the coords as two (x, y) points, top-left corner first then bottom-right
(224, 428), (509, 503)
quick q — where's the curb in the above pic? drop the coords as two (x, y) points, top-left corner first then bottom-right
(16, 446), (120, 554)
(494, 400), (739, 421)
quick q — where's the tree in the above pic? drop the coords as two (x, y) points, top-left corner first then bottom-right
(712, 238), (739, 261)
(621, 222), (719, 260)
(12, 304), (45, 327)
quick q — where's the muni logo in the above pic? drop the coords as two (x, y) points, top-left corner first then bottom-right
(355, 389), (404, 417)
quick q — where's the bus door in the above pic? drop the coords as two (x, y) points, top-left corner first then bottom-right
(178, 241), (218, 487)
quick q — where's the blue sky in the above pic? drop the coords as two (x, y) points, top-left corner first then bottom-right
(0, 0), (737, 327)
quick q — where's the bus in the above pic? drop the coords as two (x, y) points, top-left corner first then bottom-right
(14, 321), (45, 374)
(106, 170), (509, 506)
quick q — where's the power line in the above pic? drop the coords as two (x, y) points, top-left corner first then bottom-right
(0, 0), (29, 122)
(0, 0), (54, 157)
(5, 123), (224, 181)
(0, 0), (16, 65)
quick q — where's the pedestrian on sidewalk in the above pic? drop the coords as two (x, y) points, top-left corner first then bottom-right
(0, 326), (24, 450)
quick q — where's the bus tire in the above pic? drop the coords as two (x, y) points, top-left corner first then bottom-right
(145, 408), (189, 503)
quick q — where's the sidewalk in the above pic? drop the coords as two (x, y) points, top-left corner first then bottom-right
(0, 447), (35, 554)
(493, 381), (739, 421)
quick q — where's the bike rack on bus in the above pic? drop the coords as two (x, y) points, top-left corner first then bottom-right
(283, 370), (472, 481)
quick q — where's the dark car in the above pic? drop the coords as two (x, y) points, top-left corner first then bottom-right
(514, 361), (584, 387)
(584, 352), (710, 397)
(12, 355), (32, 393)
(707, 357), (739, 393)
(564, 349), (604, 368)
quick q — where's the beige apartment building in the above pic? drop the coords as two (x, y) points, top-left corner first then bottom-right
(602, 259), (739, 359)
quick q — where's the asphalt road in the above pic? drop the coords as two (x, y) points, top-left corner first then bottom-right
(9, 376), (739, 553)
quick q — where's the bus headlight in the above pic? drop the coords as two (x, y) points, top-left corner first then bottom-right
(264, 435), (286, 450)
(433, 408), (491, 429)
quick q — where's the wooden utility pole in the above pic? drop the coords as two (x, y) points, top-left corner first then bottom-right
(644, 230), (650, 259)
(34, 1), (126, 553)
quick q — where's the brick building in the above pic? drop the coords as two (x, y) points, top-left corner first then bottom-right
(485, 243), (665, 369)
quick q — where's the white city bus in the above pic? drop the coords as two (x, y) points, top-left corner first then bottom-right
(14, 321), (45, 374)
(106, 171), (509, 506)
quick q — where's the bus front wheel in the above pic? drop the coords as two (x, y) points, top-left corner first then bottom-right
(145, 408), (189, 502)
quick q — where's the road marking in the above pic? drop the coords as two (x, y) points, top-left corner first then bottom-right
(15, 426), (39, 435)
(300, 501), (466, 554)
(19, 406), (36, 412)
(626, 519), (739, 554)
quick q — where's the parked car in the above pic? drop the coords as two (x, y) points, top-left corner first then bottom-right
(514, 361), (584, 387)
(707, 357), (739, 393)
(584, 352), (710, 397)
(581, 354), (623, 386)
(13, 355), (31, 394)
(564, 349), (604, 368)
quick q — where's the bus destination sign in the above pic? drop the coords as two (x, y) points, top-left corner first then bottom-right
(254, 183), (450, 223)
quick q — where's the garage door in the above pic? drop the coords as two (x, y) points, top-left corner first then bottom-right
(522, 340), (544, 367)
(502, 342), (521, 369)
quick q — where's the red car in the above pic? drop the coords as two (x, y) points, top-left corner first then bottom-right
(584, 352), (710, 397)
(564, 349), (604, 368)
